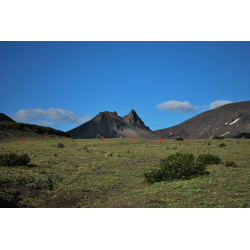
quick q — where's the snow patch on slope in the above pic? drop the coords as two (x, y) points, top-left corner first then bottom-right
(221, 132), (230, 137)
(229, 118), (241, 125)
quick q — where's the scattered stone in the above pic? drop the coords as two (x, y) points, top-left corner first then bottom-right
(241, 137), (246, 139)
(52, 145), (55, 147)
(234, 140), (239, 144)
(57, 143), (65, 148)
(141, 144), (147, 147)
(1, 148), (4, 149)
(105, 152), (112, 157)
(88, 150), (92, 153)
(101, 151), (104, 153)
(53, 153), (58, 157)
(32, 154), (36, 157)
(131, 159), (141, 163)
(127, 151), (130, 154)
(83, 146), (88, 149)
(76, 149), (80, 151)
(1, 170), (13, 174)
(71, 143), (77, 146)
(195, 150), (199, 153)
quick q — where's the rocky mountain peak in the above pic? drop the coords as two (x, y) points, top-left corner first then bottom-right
(122, 110), (150, 131)
(94, 111), (119, 122)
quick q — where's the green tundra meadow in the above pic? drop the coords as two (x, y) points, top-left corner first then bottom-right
(1, 132), (250, 208)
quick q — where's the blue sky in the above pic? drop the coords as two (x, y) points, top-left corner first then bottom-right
(1, 41), (250, 132)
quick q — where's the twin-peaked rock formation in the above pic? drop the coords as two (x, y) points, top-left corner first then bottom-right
(68, 110), (159, 139)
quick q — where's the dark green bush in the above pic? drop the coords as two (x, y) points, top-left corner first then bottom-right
(0, 122), (78, 139)
(208, 143), (211, 145)
(143, 152), (208, 184)
(225, 160), (237, 167)
(219, 143), (226, 147)
(212, 136), (224, 139)
(196, 153), (221, 165)
(175, 137), (183, 141)
(0, 152), (31, 167)
(36, 127), (44, 134)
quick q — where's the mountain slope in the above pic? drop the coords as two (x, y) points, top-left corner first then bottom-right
(0, 113), (16, 123)
(153, 100), (250, 139)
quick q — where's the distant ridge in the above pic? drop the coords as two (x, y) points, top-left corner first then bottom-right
(68, 110), (159, 139)
(0, 113), (16, 123)
(153, 100), (250, 139)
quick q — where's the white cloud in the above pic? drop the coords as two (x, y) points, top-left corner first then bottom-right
(156, 100), (206, 113)
(209, 100), (233, 110)
(11, 108), (92, 125)
(36, 120), (59, 128)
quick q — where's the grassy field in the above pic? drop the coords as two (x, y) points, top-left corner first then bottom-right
(0, 133), (250, 208)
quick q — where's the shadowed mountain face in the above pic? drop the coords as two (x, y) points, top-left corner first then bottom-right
(153, 100), (250, 139)
(0, 113), (16, 123)
(68, 110), (159, 139)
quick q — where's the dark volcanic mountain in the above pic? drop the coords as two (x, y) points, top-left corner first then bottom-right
(0, 113), (16, 123)
(153, 100), (250, 139)
(68, 110), (159, 139)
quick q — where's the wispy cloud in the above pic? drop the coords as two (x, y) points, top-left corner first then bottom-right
(209, 100), (233, 110)
(36, 120), (59, 128)
(156, 100), (207, 113)
(11, 108), (92, 125)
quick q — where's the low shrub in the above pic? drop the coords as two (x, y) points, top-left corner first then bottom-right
(0, 152), (31, 167)
(196, 153), (221, 165)
(208, 143), (211, 145)
(219, 143), (226, 147)
(225, 160), (237, 167)
(143, 152), (208, 184)
(212, 136), (224, 139)
(175, 137), (183, 141)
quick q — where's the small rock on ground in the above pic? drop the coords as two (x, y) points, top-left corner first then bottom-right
(141, 144), (147, 147)
(131, 159), (141, 163)
(105, 152), (112, 157)
(234, 140), (239, 144)
(196, 150), (199, 153)
(53, 153), (58, 157)
(1, 170), (13, 174)
(57, 143), (65, 148)
(127, 151), (130, 153)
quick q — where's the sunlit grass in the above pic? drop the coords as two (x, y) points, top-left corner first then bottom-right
(0, 136), (250, 207)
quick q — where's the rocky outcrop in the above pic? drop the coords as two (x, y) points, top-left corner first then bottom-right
(68, 110), (159, 139)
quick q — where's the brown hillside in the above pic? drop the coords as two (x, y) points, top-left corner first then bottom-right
(153, 100), (250, 139)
